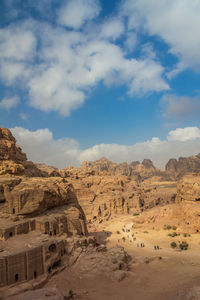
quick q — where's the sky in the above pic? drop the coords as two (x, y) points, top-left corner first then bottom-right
(0, 0), (200, 169)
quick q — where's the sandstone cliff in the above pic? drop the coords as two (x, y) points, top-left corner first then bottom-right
(165, 153), (200, 179)
(0, 128), (43, 176)
(133, 174), (200, 233)
(67, 157), (167, 182)
(64, 167), (176, 223)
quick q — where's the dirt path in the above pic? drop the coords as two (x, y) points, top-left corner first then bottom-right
(45, 216), (200, 300)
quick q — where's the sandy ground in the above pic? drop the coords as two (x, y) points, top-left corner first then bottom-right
(44, 215), (200, 300)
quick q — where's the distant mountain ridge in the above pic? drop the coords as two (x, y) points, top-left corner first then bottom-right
(165, 153), (200, 179)
(67, 153), (200, 181)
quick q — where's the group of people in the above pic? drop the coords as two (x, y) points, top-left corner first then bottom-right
(154, 245), (160, 250)
(136, 243), (145, 247)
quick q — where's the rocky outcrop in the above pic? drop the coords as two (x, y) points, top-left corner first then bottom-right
(4, 177), (77, 216)
(165, 153), (200, 179)
(78, 157), (165, 181)
(0, 128), (90, 292)
(133, 174), (200, 233)
(176, 174), (200, 203)
(36, 163), (61, 177)
(73, 244), (131, 281)
(0, 177), (22, 203)
(0, 128), (43, 177)
(65, 171), (176, 223)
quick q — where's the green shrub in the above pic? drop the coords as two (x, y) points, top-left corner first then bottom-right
(143, 231), (148, 234)
(133, 212), (139, 216)
(116, 231), (121, 234)
(163, 224), (172, 230)
(168, 232), (179, 237)
(179, 241), (189, 250)
(183, 233), (191, 237)
(172, 226), (177, 230)
(170, 242), (177, 248)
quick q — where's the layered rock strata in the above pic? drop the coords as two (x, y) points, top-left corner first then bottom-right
(0, 128), (42, 177)
(65, 170), (176, 223)
(165, 153), (200, 179)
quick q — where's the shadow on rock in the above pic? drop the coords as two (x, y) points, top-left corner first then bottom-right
(89, 230), (112, 245)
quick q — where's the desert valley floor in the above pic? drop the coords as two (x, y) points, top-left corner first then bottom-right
(41, 215), (200, 300)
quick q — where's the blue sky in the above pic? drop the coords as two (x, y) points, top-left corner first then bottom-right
(0, 0), (200, 168)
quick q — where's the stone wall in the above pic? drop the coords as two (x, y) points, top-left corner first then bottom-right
(26, 246), (44, 281)
(0, 220), (35, 240)
(0, 240), (63, 288)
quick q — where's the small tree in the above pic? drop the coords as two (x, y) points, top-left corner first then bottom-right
(170, 241), (177, 249)
(179, 241), (189, 250)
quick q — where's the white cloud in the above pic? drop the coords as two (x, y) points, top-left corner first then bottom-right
(161, 94), (200, 120)
(124, 31), (138, 53)
(0, 61), (30, 85)
(10, 126), (200, 170)
(10, 127), (81, 168)
(0, 96), (19, 110)
(167, 127), (200, 142)
(121, 0), (200, 71)
(0, 1), (171, 116)
(0, 26), (36, 60)
(100, 18), (125, 40)
(58, 0), (101, 29)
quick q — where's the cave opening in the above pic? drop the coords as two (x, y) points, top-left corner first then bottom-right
(49, 243), (56, 252)
(15, 274), (19, 282)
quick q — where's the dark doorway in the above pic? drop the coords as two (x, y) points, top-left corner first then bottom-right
(34, 271), (37, 278)
(49, 243), (56, 252)
(52, 260), (61, 269)
(12, 208), (15, 214)
(15, 274), (19, 282)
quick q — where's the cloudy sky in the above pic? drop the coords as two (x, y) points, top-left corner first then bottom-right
(0, 0), (200, 169)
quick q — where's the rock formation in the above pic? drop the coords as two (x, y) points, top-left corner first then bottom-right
(78, 157), (165, 181)
(0, 128), (43, 177)
(0, 128), (91, 294)
(133, 174), (200, 233)
(73, 244), (131, 281)
(2, 126), (200, 298)
(36, 163), (61, 177)
(64, 168), (176, 223)
(165, 153), (200, 179)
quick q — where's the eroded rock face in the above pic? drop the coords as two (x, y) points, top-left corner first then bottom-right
(133, 174), (200, 233)
(65, 171), (176, 223)
(165, 154), (200, 179)
(3, 177), (81, 217)
(36, 163), (61, 177)
(0, 128), (42, 176)
(0, 177), (22, 203)
(73, 244), (131, 281)
(176, 174), (200, 203)
(77, 157), (165, 181)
